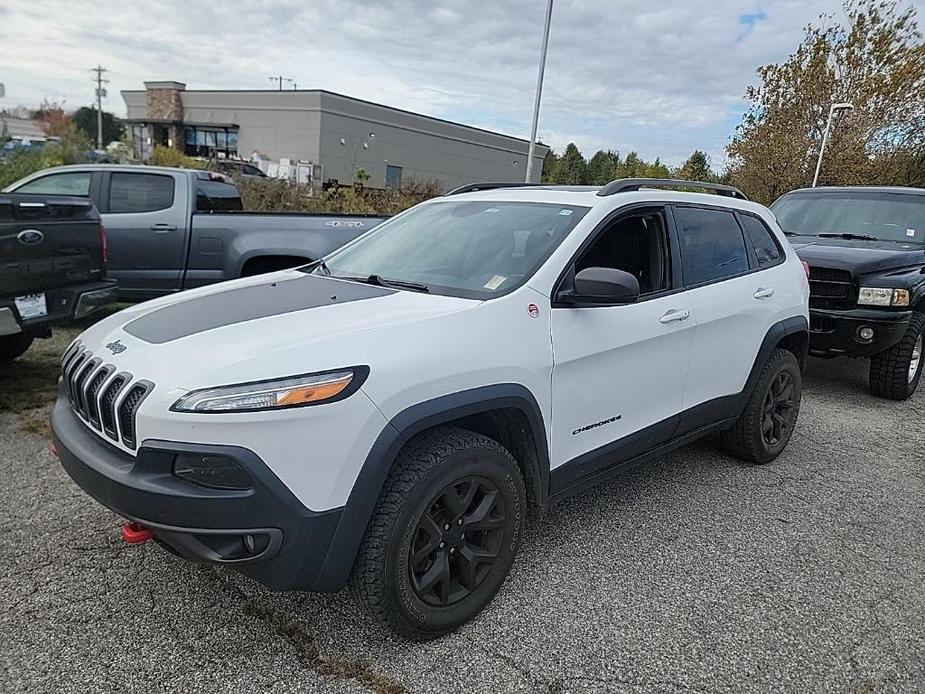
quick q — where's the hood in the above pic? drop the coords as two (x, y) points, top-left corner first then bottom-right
(791, 235), (925, 277)
(77, 270), (477, 391)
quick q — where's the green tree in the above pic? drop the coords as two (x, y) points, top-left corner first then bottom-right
(587, 149), (621, 185)
(727, 0), (925, 203)
(552, 143), (589, 184)
(72, 107), (124, 147)
(541, 149), (559, 183)
(675, 150), (715, 181)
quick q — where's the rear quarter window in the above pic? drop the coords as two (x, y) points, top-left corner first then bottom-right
(109, 173), (174, 213)
(740, 214), (784, 268)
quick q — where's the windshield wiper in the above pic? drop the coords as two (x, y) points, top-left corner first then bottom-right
(781, 230), (801, 237)
(817, 232), (879, 241)
(338, 274), (430, 293)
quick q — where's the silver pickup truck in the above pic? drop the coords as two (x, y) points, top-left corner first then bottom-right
(4, 165), (386, 301)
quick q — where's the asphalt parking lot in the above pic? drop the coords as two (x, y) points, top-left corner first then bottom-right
(1, 350), (923, 694)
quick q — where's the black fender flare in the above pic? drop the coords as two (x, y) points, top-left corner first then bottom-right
(310, 383), (549, 592)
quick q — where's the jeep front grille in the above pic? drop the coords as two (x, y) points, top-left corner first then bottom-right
(808, 266), (856, 310)
(61, 345), (154, 450)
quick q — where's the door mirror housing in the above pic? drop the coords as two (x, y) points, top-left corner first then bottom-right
(561, 267), (640, 305)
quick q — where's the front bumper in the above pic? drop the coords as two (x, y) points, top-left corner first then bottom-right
(50, 395), (347, 591)
(0, 280), (117, 336)
(809, 307), (912, 358)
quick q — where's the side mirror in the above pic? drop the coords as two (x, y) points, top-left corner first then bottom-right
(563, 267), (640, 305)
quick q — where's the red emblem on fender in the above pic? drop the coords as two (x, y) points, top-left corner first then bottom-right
(527, 303), (539, 318)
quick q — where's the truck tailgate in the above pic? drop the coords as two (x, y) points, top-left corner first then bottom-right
(0, 196), (105, 298)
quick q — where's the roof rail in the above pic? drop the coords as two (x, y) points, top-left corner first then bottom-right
(445, 182), (542, 196)
(597, 178), (748, 200)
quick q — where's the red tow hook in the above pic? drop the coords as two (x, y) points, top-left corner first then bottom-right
(121, 522), (153, 544)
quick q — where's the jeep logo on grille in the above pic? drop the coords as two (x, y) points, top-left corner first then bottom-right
(105, 340), (127, 355)
(17, 229), (44, 246)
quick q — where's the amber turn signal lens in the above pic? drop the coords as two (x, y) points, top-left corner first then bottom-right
(277, 375), (354, 405)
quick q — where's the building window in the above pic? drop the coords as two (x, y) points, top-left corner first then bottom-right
(183, 126), (239, 158)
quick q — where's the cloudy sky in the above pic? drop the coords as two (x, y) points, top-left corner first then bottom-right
(2, 0), (923, 167)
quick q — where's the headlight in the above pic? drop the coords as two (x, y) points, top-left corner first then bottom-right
(858, 287), (910, 307)
(171, 368), (367, 413)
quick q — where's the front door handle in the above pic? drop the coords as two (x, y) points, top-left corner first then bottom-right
(659, 309), (691, 324)
(150, 224), (177, 233)
(754, 287), (775, 299)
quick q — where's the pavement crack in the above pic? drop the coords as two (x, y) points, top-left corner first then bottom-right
(212, 570), (405, 694)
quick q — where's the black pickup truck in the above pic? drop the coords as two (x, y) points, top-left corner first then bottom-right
(771, 186), (925, 400)
(0, 194), (116, 361)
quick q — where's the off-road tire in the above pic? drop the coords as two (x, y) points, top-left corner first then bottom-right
(720, 348), (802, 465)
(869, 311), (925, 401)
(0, 333), (34, 362)
(350, 426), (526, 640)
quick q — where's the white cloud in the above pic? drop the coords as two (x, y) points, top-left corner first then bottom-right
(1, 0), (923, 167)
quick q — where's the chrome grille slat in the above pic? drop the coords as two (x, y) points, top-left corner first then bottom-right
(100, 374), (129, 440)
(85, 365), (115, 430)
(65, 350), (89, 406)
(118, 381), (153, 450)
(73, 358), (100, 418)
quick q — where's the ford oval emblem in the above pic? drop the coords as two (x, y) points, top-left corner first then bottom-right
(17, 229), (44, 246)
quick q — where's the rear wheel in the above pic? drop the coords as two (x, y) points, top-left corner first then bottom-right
(0, 333), (34, 362)
(720, 348), (802, 464)
(869, 311), (924, 401)
(350, 427), (525, 640)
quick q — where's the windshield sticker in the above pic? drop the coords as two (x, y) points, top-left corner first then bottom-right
(484, 275), (507, 290)
(484, 208), (501, 214)
(559, 209), (573, 216)
(907, 228), (916, 237)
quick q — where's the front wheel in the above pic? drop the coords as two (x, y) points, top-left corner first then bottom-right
(350, 427), (525, 640)
(869, 311), (924, 401)
(720, 348), (802, 465)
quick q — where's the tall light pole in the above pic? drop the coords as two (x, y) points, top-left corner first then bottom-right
(812, 102), (853, 187)
(524, 0), (554, 184)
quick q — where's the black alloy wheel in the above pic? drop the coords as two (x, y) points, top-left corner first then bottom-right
(761, 371), (797, 446)
(409, 476), (506, 607)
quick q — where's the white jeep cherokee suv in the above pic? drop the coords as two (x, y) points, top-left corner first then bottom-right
(52, 178), (810, 639)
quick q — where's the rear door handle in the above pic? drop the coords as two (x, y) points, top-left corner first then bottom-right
(150, 224), (177, 233)
(659, 309), (691, 324)
(754, 287), (775, 299)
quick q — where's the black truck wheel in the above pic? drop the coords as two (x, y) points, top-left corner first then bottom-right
(0, 333), (34, 362)
(869, 311), (925, 401)
(351, 426), (525, 640)
(720, 348), (802, 465)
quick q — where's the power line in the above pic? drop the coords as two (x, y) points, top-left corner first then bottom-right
(90, 65), (109, 149)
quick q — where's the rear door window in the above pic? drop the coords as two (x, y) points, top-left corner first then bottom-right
(740, 214), (784, 268)
(15, 172), (91, 196)
(108, 172), (174, 213)
(674, 206), (750, 286)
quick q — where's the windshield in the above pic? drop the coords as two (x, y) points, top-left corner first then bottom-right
(308, 200), (590, 298)
(772, 192), (925, 245)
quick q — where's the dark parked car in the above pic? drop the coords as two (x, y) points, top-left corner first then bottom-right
(4, 165), (387, 301)
(772, 186), (925, 399)
(0, 194), (116, 361)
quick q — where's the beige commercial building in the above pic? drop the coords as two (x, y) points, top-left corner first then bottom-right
(122, 81), (547, 190)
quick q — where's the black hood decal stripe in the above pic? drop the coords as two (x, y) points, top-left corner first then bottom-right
(124, 275), (394, 344)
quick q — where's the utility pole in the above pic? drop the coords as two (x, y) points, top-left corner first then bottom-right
(90, 65), (108, 149)
(524, 0), (554, 184)
(269, 75), (295, 90)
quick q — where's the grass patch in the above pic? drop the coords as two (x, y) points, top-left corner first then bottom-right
(0, 303), (132, 434)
